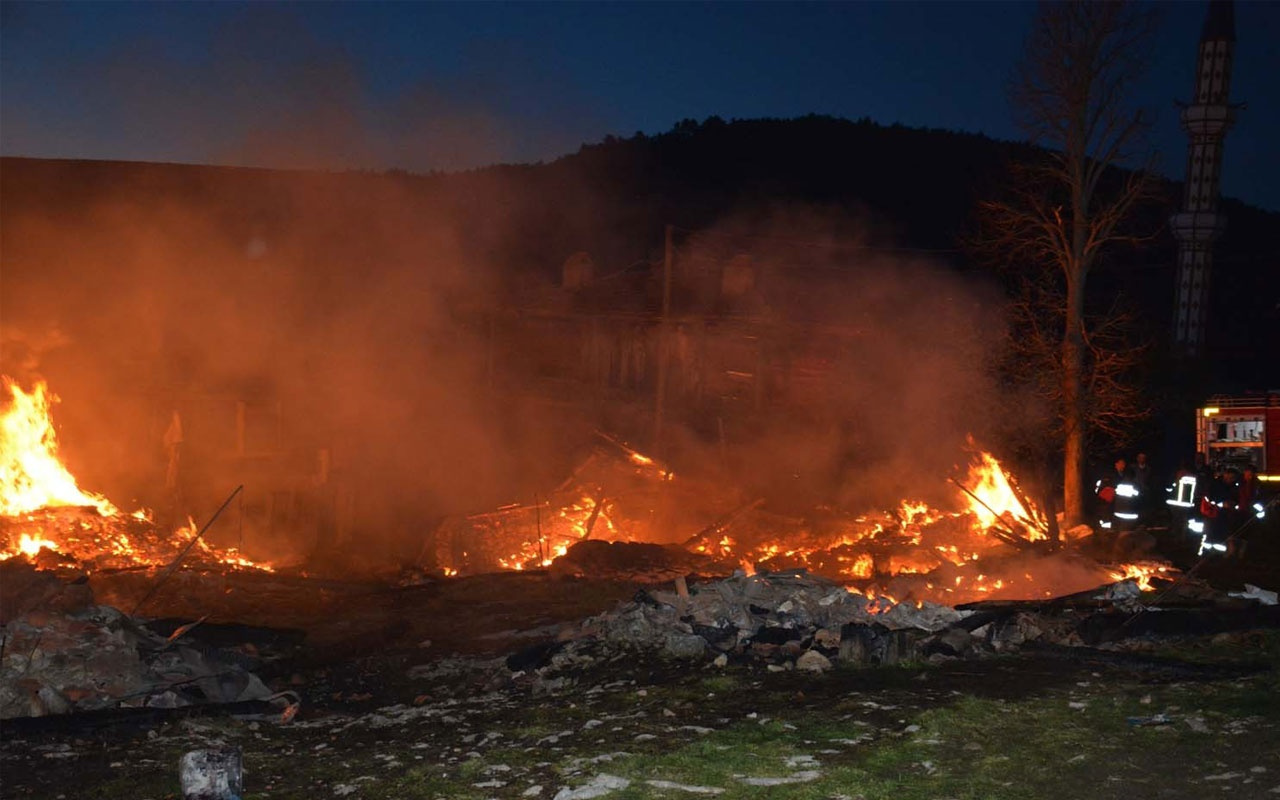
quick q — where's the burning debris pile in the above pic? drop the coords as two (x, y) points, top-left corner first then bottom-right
(0, 378), (269, 573)
(4, 371), (1170, 611)
(426, 433), (734, 576)
(430, 434), (1169, 609)
(0, 378), (292, 721)
(0, 560), (286, 720)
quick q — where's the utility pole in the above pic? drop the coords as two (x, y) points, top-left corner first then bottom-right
(653, 225), (674, 454)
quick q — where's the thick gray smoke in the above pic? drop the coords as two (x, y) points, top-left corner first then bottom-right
(669, 206), (1009, 513)
(0, 163), (581, 563)
(1, 170), (1012, 567)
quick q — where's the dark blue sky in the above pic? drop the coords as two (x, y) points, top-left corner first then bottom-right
(2, 1), (1277, 210)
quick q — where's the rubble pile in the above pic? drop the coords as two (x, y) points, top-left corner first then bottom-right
(2, 507), (164, 571)
(549, 540), (720, 582)
(0, 561), (278, 720)
(578, 569), (971, 669)
(543, 568), (1280, 674)
(425, 440), (735, 576)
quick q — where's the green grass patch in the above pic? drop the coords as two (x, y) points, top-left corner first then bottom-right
(578, 670), (1280, 800)
(369, 765), (485, 800)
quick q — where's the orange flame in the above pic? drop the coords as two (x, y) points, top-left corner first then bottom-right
(961, 450), (1047, 540)
(495, 494), (616, 570)
(0, 379), (118, 517)
(16, 533), (60, 557)
(1108, 562), (1170, 592)
(432, 437), (1176, 607)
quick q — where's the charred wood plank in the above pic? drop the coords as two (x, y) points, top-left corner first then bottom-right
(581, 493), (606, 540)
(130, 486), (244, 615)
(593, 429), (662, 467)
(683, 498), (765, 548)
(948, 479), (1033, 550)
(1022, 640), (1273, 681)
(1005, 474), (1050, 535)
(1, 698), (286, 737)
(1077, 603), (1280, 646)
(141, 619), (307, 651)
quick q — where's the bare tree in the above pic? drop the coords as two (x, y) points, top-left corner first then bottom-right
(981, 1), (1160, 525)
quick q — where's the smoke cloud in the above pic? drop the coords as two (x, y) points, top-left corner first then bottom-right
(665, 206), (1008, 514)
(1, 168), (1010, 568)
(1, 160), (584, 563)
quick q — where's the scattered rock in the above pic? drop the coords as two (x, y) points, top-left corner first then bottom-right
(1, 602), (275, 719)
(664, 633), (708, 659)
(645, 779), (725, 794)
(553, 773), (631, 799)
(739, 770), (821, 786)
(796, 650), (833, 673)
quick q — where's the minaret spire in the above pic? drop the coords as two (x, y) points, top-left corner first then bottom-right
(1171, 0), (1238, 356)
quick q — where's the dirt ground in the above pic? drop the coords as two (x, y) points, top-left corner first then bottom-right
(2, 519), (1279, 799)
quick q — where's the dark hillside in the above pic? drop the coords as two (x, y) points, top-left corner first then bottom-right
(3, 115), (1276, 386)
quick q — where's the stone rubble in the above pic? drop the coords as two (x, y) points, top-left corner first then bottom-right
(4, 619), (1276, 800)
(0, 562), (278, 720)
(563, 568), (977, 670)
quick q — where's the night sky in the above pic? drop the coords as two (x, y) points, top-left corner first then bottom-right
(2, 1), (1277, 211)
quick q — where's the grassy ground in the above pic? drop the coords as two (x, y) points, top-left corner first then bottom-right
(3, 629), (1277, 799)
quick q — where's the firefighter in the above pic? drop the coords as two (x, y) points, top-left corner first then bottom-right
(1227, 465), (1265, 559)
(1197, 466), (1233, 555)
(1194, 452), (1213, 497)
(1095, 457), (1137, 532)
(1166, 457), (1197, 537)
(1238, 464), (1263, 509)
(1132, 452), (1154, 521)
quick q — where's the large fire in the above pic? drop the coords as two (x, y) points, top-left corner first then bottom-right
(449, 437), (1168, 606)
(5, 375), (1168, 604)
(0, 377), (270, 572)
(0, 377), (117, 517)
(677, 451), (1074, 604)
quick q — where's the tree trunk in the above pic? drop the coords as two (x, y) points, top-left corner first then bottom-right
(1061, 272), (1088, 525)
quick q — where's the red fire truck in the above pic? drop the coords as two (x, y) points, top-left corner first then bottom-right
(1196, 392), (1280, 479)
(1168, 392), (1279, 554)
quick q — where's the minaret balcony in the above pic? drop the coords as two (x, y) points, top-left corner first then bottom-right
(1180, 103), (1235, 136)
(1171, 210), (1226, 244)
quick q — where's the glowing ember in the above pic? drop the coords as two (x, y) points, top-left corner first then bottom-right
(1108, 562), (1171, 592)
(493, 494), (618, 571)
(695, 450), (1052, 592)
(16, 533), (60, 557)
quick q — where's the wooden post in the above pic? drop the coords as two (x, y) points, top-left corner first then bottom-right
(486, 312), (496, 392)
(534, 493), (542, 564)
(753, 335), (766, 411)
(674, 574), (690, 616)
(590, 316), (603, 412)
(654, 224), (673, 452)
(235, 400), (247, 457)
(718, 416), (729, 473)
(1043, 485), (1061, 551)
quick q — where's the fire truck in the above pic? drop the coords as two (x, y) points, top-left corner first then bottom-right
(1168, 392), (1279, 554)
(1195, 393), (1280, 478)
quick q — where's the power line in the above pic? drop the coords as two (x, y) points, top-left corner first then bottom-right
(668, 225), (962, 254)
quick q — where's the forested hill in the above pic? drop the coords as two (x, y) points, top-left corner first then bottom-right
(2, 115), (1277, 384)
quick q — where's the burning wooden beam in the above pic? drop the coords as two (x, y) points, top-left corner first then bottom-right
(682, 498), (765, 551)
